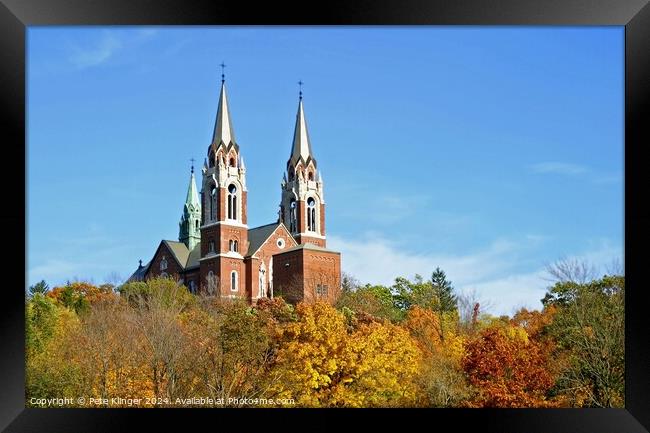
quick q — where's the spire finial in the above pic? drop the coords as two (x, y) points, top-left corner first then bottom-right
(190, 158), (195, 174)
(138, 259), (143, 267)
(220, 62), (226, 84)
(298, 80), (303, 100)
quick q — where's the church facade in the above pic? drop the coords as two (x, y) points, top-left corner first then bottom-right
(128, 76), (341, 304)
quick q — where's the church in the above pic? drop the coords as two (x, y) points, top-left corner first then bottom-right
(127, 73), (341, 305)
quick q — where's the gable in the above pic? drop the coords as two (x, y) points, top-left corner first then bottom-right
(248, 222), (298, 259)
(149, 240), (189, 272)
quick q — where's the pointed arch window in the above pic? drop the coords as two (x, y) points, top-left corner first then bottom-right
(307, 197), (317, 232)
(160, 256), (168, 271)
(227, 184), (237, 220)
(210, 186), (217, 221)
(289, 199), (297, 233)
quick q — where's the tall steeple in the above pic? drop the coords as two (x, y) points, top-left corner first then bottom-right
(211, 81), (236, 148)
(279, 84), (326, 248)
(179, 164), (201, 250)
(289, 96), (316, 168)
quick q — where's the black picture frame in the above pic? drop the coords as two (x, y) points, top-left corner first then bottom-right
(2, 0), (648, 431)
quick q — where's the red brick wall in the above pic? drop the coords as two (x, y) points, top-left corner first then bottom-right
(147, 243), (184, 280)
(319, 203), (326, 239)
(272, 247), (341, 305)
(297, 200), (306, 233)
(241, 191), (248, 225)
(303, 249), (341, 304)
(272, 249), (305, 304)
(218, 256), (245, 298)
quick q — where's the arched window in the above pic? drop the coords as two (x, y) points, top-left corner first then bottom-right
(210, 186), (217, 221)
(288, 166), (295, 181)
(209, 240), (215, 253)
(188, 280), (196, 294)
(209, 153), (215, 168)
(289, 199), (297, 233)
(160, 256), (168, 271)
(308, 171), (314, 181)
(229, 239), (238, 252)
(234, 240), (238, 252)
(231, 271), (238, 292)
(195, 220), (199, 230)
(307, 197), (317, 232)
(227, 184), (237, 220)
(229, 157), (236, 167)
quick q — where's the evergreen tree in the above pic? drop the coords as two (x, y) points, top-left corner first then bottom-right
(28, 280), (49, 298)
(431, 267), (457, 341)
(431, 267), (457, 313)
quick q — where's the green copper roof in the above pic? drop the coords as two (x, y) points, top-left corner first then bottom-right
(185, 171), (200, 211)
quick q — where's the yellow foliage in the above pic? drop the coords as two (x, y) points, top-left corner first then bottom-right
(272, 302), (421, 407)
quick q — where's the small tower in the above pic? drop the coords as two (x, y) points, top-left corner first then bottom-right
(279, 85), (326, 247)
(179, 163), (201, 250)
(199, 68), (248, 297)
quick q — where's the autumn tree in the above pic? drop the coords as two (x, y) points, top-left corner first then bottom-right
(178, 298), (280, 406)
(462, 325), (556, 407)
(403, 306), (470, 406)
(26, 294), (87, 404)
(125, 277), (195, 402)
(271, 301), (421, 407)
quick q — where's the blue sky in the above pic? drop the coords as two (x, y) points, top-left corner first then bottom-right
(27, 27), (624, 315)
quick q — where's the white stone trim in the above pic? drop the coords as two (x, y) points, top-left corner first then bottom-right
(199, 252), (244, 261)
(297, 232), (326, 240)
(200, 220), (248, 230)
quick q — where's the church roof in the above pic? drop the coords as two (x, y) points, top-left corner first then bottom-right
(185, 242), (201, 269)
(126, 260), (150, 282)
(211, 81), (236, 147)
(246, 222), (282, 257)
(162, 240), (190, 269)
(279, 243), (340, 254)
(289, 98), (316, 168)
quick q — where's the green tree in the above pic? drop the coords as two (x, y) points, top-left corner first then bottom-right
(28, 280), (50, 297)
(336, 284), (401, 322)
(542, 275), (624, 407)
(431, 267), (457, 340)
(431, 267), (457, 312)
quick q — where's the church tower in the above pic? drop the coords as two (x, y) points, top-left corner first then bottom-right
(279, 88), (326, 248)
(199, 71), (249, 297)
(178, 165), (201, 250)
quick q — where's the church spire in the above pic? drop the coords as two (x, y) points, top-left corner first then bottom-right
(289, 89), (315, 168)
(179, 165), (201, 250)
(211, 79), (236, 147)
(185, 166), (200, 210)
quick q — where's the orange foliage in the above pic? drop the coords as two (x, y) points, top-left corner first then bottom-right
(462, 326), (557, 407)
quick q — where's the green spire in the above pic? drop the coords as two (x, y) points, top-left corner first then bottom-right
(179, 165), (201, 250)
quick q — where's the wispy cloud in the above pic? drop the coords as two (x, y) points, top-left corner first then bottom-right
(328, 234), (622, 315)
(68, 31), (123, 69)
(66, 29), (159, 70)
(530, 162), (589, 176)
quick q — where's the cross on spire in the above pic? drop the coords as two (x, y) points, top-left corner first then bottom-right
(298, 80), (303, 100)
(190, 158), (195, 174)
(220, 62), (226, 83)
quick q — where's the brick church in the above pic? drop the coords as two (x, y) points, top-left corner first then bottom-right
(128, 74), (341, 304)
